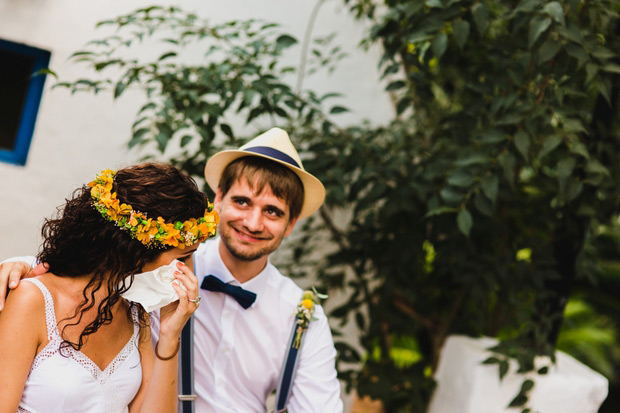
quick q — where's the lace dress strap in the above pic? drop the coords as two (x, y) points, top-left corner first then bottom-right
(22, 278), (60, 340)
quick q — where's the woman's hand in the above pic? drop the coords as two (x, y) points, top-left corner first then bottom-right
(157, 261), (199, 346)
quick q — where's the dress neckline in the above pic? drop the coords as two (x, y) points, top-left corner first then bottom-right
(25, 278), (140, 383)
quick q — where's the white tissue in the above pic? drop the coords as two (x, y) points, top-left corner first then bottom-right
(121, 259), (184, 312)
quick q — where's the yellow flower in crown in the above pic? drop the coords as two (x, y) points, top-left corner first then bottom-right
(89, 169), (218, 249)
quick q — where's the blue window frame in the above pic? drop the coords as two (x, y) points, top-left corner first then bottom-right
(0, 39), (51, 165)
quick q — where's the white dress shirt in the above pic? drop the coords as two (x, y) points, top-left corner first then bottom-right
(154, 237), (342, 412)
(6, 239), (343, 412)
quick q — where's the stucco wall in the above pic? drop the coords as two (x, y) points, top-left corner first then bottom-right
(0, 0), (393, 258)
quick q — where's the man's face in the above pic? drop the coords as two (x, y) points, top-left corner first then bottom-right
(215, 177), (298, 262)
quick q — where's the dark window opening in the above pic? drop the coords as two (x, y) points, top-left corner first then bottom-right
(0, 39), (50, 165)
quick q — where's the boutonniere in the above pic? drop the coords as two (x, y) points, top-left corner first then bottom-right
(293, 287), (328, 349)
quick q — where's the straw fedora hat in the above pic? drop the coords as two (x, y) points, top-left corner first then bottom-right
(204, 127), (326, 219)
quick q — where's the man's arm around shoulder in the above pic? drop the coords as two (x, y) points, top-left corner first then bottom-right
(0, 256), (45, 311)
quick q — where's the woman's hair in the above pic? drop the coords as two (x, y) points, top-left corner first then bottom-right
(37, 162), (207, 351)
(219, 156), (304, 219)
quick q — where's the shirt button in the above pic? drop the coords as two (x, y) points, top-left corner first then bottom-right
(217, 379), (224, 386)
(224, 311), (232, 318)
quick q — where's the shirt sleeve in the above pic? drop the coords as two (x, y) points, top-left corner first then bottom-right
(286, 306), (343, 413)
(0, 256), (38, 267)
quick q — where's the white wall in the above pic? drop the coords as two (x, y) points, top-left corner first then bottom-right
(0, 0), (393, 258)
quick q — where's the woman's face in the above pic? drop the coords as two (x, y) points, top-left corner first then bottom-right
(141, 243), (200, 272)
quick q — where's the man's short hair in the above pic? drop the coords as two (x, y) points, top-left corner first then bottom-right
(219, 156), (304, 220)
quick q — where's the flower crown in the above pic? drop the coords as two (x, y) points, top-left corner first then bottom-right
(88, 169), (219, 249)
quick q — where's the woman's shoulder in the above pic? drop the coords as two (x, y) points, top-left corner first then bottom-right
(5, 278), (47, 313)
(0, 278), (47, 341)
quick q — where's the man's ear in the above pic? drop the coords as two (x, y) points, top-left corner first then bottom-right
(214, 188), (222, 212)
(284, 216), (299, 237)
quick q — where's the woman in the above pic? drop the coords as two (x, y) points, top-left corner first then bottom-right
(0, 163), (218, 412)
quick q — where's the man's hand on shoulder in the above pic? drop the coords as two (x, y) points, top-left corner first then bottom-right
(0, 261), (48, 311)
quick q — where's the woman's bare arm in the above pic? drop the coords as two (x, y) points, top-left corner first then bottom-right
(0, 281), (46, 412)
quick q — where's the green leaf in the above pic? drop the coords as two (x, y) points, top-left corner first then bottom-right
(425, 0), (444, 8)
(480, 129), (505, 144)
(509, 395), (528, 408)
(453, 20), (470, 50)
(514, 130), (530, 162)
(457, 209), (473, 236)
(382, 63), (400, 78)
(529, 17), (551, 48)
(69, 51), (95, 59)
(482, 357), (500, 365)
(565, 43), (588, 65)
(597, 78), (612, 105)
(586, 63), (598, 84)
(586, 159), (610, 177)
(440, 187), (463, 204)
(499, 359), (510, 380)
(568, 141), (589, 160)
(330, 105), (349, 114)
(155, 131), (169, 153)
(397, 97), (411, 115)
(472, 3), (490, 34)
(432, 33), (448, 59)
(481, 175), (499, 204)
(456, 153), (488, 166)
(447, 171), (475, 188)
(538, 135), (563, 159)
(114, 81), (126, 99)
(180, 135), (192, 147)
(34, 68), (58, 79)
(498, 152), (516, 186)
(158, 51), (177, 61)
(425, 206), (458, 218)
(565, 180), (583, 202)
(276, 34), (298, 50)
(386, 80), (406, 91)
(521, 379), (535, 392)
(474, 193), (494, 216)
(602, 64), (620, 75)
(538, 39), (561, 63)
(220, 123), (234, 138)
(557, 157), (575, 193)
(544, 2), (565, 26)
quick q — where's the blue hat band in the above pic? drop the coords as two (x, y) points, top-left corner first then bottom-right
(244, 146), (301, 169)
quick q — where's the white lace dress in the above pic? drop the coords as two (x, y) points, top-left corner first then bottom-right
(17, 278), (142, 413)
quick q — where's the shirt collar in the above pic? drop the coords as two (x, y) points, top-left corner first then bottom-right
(206, 237), (271, 297)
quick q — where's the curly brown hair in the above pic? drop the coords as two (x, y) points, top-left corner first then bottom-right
(37, 162), (207, 351)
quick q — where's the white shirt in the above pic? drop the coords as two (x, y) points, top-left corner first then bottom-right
(188, 237), (342, 412)
(8, 240), (343, 412)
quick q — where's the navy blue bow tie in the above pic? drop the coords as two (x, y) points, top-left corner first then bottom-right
(200, 275), (257, 309)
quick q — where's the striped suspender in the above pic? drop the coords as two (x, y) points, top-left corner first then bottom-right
(274, 319), (308, 413)
(178, 263), (197, 412)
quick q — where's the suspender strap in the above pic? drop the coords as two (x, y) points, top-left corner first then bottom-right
(274, 320), (308, 412)
(178, 261), (197, 412)
(178, 317), (196, 412)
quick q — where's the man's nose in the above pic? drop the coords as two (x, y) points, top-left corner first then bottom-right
(243, 207), (264, 233)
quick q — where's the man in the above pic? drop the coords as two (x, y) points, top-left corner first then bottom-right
(0, 128), (343, 412)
